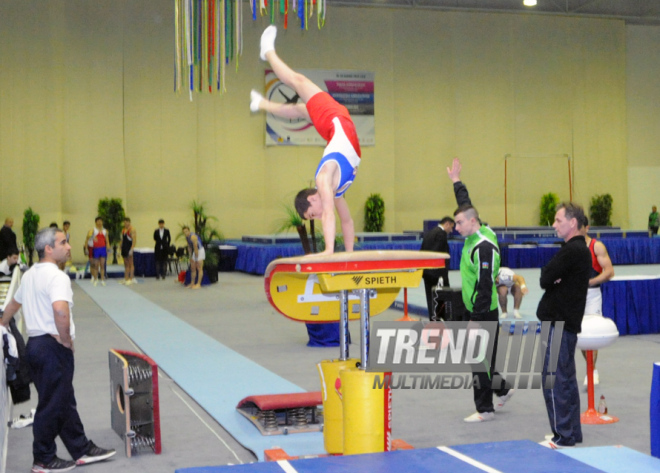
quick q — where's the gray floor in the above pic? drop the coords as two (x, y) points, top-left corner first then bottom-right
(5, 267), (660, 472)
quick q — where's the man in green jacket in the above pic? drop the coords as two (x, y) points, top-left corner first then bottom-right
(447, 158), (514, 423)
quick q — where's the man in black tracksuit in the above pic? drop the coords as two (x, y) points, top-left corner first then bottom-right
(537, 202), (591, 449)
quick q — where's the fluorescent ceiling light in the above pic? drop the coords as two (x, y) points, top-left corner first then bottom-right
(523, 0), (537, 6)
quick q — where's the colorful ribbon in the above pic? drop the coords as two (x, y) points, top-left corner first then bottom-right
(174, 0), (326, 96)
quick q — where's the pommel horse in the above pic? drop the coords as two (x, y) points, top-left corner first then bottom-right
(265, 250), (448, 365)
(264, 250), (448, 456)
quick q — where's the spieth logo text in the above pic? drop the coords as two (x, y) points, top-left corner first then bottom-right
(352, 275), (397, 286)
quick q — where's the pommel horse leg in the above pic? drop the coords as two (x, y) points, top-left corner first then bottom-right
(357, 288), (371, 369)
(339, 290), (349, 360)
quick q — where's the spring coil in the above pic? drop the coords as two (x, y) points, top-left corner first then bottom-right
(292, 407), (308, 426)
(130, 435), (155, 451)
(261, 410), (278, 431)
(128, 365), (152, 383)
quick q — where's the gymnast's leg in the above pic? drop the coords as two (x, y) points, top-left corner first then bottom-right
(250, 26), (322, 120)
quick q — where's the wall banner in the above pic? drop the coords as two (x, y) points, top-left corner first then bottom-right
(265, 69), (375, 147)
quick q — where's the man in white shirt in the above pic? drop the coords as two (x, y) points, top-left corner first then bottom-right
(1, 227), (115, 473)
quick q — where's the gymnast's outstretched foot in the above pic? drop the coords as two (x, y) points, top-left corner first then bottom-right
(260, 25), (277, 61)
(250, 90), (264, 112)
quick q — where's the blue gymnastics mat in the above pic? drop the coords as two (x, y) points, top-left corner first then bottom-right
(77, 280), (324, 461)
(560, 445), (660, 473)
(175, 440), (606, 473)
(451, 440), (602, 472)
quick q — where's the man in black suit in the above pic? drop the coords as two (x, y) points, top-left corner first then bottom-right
(420, 216), (454, 320)
(153, 219), (171, 280)
(0, 217), (18, 261)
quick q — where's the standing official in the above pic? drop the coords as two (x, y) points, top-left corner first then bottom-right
(537, 203), (591, 449)
(153, 219), (171, 280)
(1, 227), (115, 472)
(447, 158), (514, 422)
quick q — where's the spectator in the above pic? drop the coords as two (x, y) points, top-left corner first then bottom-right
(0, 217), (18, 260)
(85, 217), (110, 286)
(183, 226), (204, 289)
(153, 219), (171, 280)
(119, 218), (137, 285)
(0, 248), (20, 277)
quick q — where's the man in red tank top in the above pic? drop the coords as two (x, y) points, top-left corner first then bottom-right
(580, 218), (614, 386)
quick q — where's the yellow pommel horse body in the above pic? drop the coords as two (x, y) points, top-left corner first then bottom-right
(264, 250), (448, 455)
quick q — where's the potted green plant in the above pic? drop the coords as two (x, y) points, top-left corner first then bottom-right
(364, 193), (385, 232)
(590, 194), (613, 226)
(98, 198), (125, 264)
(539, 193), (559, 226)
(275, 204), (312, 254)
(22, 207), (40, 266)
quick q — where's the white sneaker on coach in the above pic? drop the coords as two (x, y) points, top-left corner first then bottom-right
(494, 389), (515, 411)
(539, 439), (574, 449)
(463, 411), (495, 423)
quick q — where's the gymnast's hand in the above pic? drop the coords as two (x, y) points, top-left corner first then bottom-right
(447, 157), (462, 183)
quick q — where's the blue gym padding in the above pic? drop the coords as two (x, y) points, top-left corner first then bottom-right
(450, 440), (603, 472)
(561, 445), (660, 473)
(176, 446), (502, 473)
(650, 362), (660, 458)
(77, 280), (324, 461)
(176, 462), (286, 473)
(178, 441), (640, 473)
(290, 448), (487, 473)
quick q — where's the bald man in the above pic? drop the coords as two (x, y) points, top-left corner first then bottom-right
(0, 217), (18, 261)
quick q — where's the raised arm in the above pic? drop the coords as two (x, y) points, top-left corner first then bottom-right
(447, 158), (472, 206)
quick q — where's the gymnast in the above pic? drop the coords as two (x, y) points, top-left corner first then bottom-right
(250, 26), (361, 255)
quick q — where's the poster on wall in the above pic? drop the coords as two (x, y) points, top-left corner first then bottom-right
(264, 69), (375, 147)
